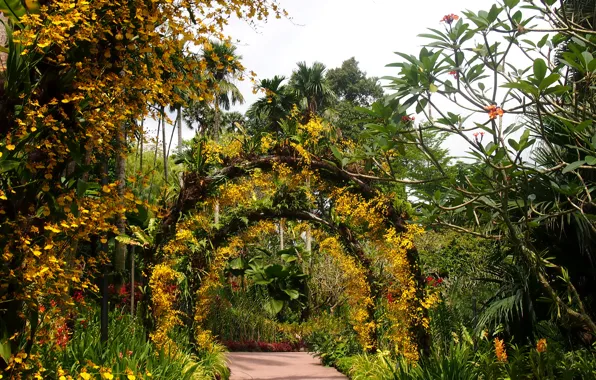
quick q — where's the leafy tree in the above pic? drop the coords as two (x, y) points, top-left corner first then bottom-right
(290, 61), (336, 118)
(0, 0), (283, 374)
(380, 1), (596, 338)
(326, 57), (383, 107)
(246, 75), (298, 134)
(325, 58), (384, 140)
(202, 41), (245, 141)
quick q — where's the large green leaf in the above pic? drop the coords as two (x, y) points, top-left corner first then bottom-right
(283, 289), (300, 300)
(0, 332), (10, 365)
(280, 253), (297, 263)
(533, 58), (547, 83)
(0, 160), (19, 173)
(229, 257), (245, 271)
(115, 234), (143, 247)
(265, 264), (285, 279)
(562, 160), (585, 174)
(265, 299), (284, 315)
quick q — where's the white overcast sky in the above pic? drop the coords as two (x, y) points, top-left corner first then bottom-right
(224, 0), (496, 112)
(152, 0), (522, 158)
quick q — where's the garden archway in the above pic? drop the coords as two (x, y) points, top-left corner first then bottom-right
(152, 145), (434, 359)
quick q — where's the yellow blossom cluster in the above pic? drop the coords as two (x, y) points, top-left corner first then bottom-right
(319, 236), (374, 349)
(1, 0), (284, 372)
(162, 212), (211, 257)
(226, 139), (244, 160)
(217, 170), (276, 208)
(260, 134), (275, 153)
(193, 236), (244, 349)
(203, 140), (225, 165)
(376, 224), (428, 361)
(149, 264), (183, 351)
(272, 161), (293, 178)
(241, 220), (277, 241)
(32, 362), (145, 380)
(331, 188), (390, 236)
(290, 142), (312, 164)
(297, 117), (329, 146)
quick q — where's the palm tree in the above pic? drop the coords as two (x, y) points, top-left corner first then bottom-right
(247, 75), (297, 134)
(289, 61), (336, 119)
(202, 41), (245, 141)
(289, 62), (335, 256)
(201, 41), (245, 225)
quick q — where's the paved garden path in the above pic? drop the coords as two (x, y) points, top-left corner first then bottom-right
(227, 352), (347, 380)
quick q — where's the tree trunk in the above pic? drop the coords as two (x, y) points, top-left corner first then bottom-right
(161, 106), (168, 184)
(305, 176), (312, 253)
(177, 106), (183, 153)
(130, 246), (135, 317)
(148, 114), (161, 203)
(213, 96), (220, 225)
(114, 123), (127, 272)
(139, 118), (144, 173)
(177, 107), (184, 188)
(213, 95), (220, 142)
(280, 219), (284, 250)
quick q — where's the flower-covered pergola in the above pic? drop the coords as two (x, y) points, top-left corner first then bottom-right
(151, 119), (437, 360)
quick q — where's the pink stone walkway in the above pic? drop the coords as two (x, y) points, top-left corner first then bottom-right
(227, 352), (347, 380)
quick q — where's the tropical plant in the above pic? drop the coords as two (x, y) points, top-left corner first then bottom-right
(326, 57), (383, 107)
(376, 0), (596, 339)
(0, 0), (283, 375)
(202, 41), (245, 141)
(38, 310), (229, 380)
(290, 61), (336, 118)
(246, 75), (298, 134)
(228, 247), (308, 316)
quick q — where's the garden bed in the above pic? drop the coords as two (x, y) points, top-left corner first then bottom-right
(222, 340), (306, 352)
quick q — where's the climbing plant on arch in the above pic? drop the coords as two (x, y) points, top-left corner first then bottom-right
(152, 118), (438, 360)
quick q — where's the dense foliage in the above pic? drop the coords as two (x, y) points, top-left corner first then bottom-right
(1, 0), (595, 378)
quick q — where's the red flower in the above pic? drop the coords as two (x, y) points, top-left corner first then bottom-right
(449, 70), (459, 79)
(39, 305), (46, 313)
(401, 115), (415, 123)
(484, 104), (504, 119)
(387, 293), (394, 303)
(55, 323), (71, 348)
(73, 291), (84, 303)
(118, 285), (129, 297)
(473, 132), (485, 142)
(426, 276), (434, 283)
(441, 14), (459, 24)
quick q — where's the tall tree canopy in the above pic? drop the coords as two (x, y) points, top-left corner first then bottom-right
(326, 57), (383, 107)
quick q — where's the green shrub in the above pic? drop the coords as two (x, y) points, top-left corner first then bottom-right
(36, 311), (228, 380)
(334, 356), (358, 375)
(205, 287), (285, 343)
(345, 341), (596, 380)
(306, 313), (361, 367)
